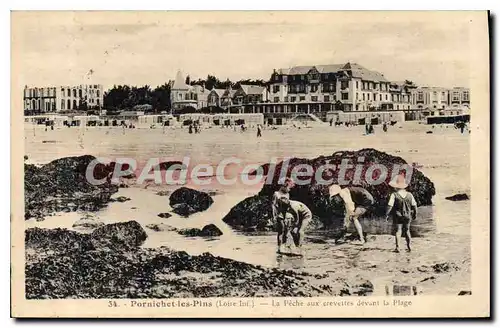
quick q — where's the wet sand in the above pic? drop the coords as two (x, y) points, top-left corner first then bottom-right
(24, 122), (471, 295)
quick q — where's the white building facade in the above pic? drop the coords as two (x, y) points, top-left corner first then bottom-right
(24, 84), (104, 113)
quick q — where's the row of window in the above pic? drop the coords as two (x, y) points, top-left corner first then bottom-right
(177, 92), (198, 101)
(60, 88), (101, 98)
(415, 91), (470, 102)
(25, 99), (57, 111)
(271, 92), (411, 103)
(59, 98), (100, 110)
(25, 88), (57, 98)
(357, 81), (391, 91)
(271, 95), (340, 103)
(354, 104), (411, 111)
(275, 82), (405, 96)
(274, 73), (337, 82)
(25, 88), (101, 99)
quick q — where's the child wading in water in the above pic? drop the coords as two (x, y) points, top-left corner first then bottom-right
(385, 175), (417, 253)
(276, 197), (312, 256)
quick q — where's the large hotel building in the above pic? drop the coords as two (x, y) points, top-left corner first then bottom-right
(267, 62), (413, 113)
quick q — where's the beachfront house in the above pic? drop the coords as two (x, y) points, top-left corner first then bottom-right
(207, 89), (226, 107)
(170, 71), (210, 112)
(220, 88), (236, 109)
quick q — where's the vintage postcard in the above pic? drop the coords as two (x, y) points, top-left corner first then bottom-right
(11, 11), (490, 318)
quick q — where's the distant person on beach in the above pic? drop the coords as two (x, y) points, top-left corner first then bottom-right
(383, 122), (388, 132)
(365, 122), (369, 134)
(257, 124), (262, 137)
(276, 198), (312, 255)
(385, 175), (417, 253)
(329, 118), (333, 126)
(329, 185), (375, 244)
(188, 124), (193, 134)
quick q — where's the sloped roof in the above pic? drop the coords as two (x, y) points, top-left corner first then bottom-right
(278, 64), (344, 75)
(172, 70), (190, 90)
(239, 84), (266, 95)
(274, 63), (387, 82)
(210, 88), (226, 97)
(276, 68), (291, 75)
(222, 89), (236, 98)
(343, 63), (388, 82)
(288, 66), (314, 75)
(316, 64), (344, 73)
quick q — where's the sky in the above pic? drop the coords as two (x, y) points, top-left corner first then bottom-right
(12, 11), (482, 91)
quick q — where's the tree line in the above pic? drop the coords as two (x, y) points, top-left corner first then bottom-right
(103, 84), (171, 113)
(103, 75), (268, 112)
(186, 74), (267, 90)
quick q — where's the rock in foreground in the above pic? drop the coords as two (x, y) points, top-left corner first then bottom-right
(24, 155), (119, 220)
(169, 187), (214, 217)
(90, 221), (148, 251)
(25, 224), (363, 299)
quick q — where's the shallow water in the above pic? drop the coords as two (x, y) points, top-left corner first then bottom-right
(24, 122), (471, 286)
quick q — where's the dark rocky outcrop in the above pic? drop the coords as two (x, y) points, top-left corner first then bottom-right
(90, 220), (148, 251)
(158, 212), (173, 219)
(27, 221), (147, 253)
(222, 195), (273, 231)
(225, 148), (436, 234)
(169, 187), (214, 217)
(445, 193), (469, 201)
(24, 155), (119, 220)
(25, 227), (94, 253)
(178, 224), (223, 237)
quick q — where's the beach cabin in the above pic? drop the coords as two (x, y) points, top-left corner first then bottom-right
(326, 111), (405, 125)
(177, 113), (264, 127)
(179, 114), (212, 127)
(424, 106), (470, 125)
(137, 114), (177, 128)
(24, 114), (70, 127)
(211, 113), (264, 127)
(72, 115), (101, 127)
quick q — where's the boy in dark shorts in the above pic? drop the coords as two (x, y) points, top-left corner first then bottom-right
(276, 197), (312, 255)
(385, 175), (417, 252)
(329, 184), (375, 244)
